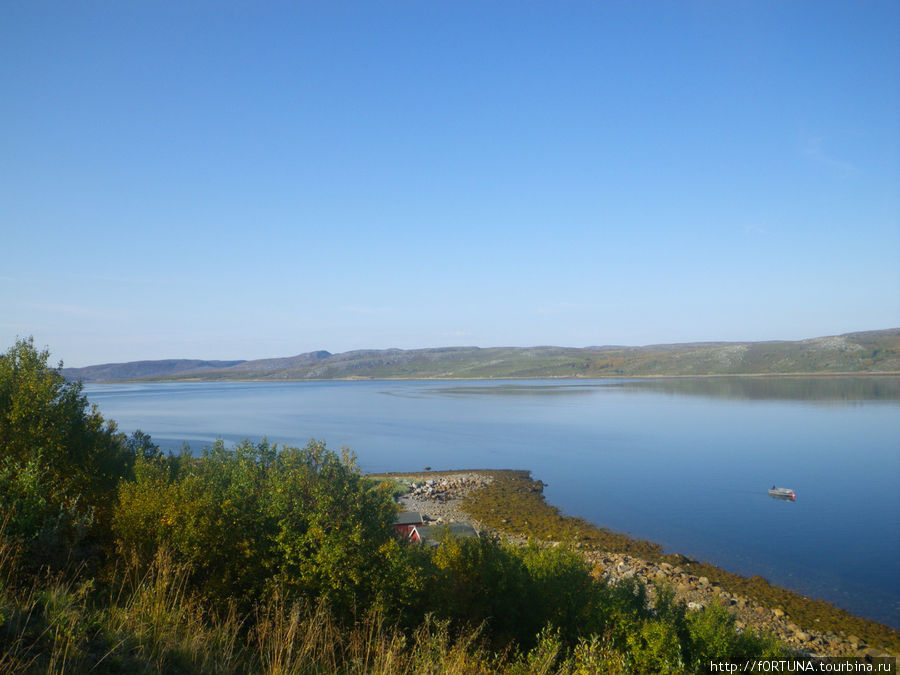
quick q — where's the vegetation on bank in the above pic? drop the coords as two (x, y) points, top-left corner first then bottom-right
(462, 470), (900, 654)
(61, 329), (900, 382)
(0, 338), (793, 672)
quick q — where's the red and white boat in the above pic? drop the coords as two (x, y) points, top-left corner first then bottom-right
(768, 486), (796, 501)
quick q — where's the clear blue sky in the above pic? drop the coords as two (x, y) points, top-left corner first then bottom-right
(2, 1), (898, 366)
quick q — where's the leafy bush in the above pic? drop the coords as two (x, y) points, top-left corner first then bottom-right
(683, 601), (781, 668)
(113, 438), (406, 619)
(427, 537), (621, 651)
(518, 543), (608, 643)
(428, 533), (533, 646)
(0, 338), (133, 567)
(0, 456), (95, 569)
(265, 442), (407, 620)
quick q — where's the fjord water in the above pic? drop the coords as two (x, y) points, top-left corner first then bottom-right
(85, 378), (900, 628)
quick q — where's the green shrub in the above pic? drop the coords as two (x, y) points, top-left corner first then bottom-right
(428, 534), (533, 647)
(567, 633), (627, 674)
(0, 338), (133, 569)
(519, 543), (607, 644)
(684, 601), (783, 668)
(0, 339), (132, 511)
(0, 455), (95, 569)
(113, 438), (406, 620)
(264, 441), (404, 620)
(625, 619), (684, 673)
(427, 537), (620, 652)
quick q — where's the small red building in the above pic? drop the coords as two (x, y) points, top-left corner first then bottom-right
(393, 511), (424, 539)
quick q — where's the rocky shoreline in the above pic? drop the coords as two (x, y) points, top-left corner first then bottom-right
(396, 472), (494, 526)
(377, 471), (897, 659)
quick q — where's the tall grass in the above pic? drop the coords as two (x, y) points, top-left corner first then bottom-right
(3, 541), (612, 674)
(99, 549), (244, 672)
(1, 545), (227, 673)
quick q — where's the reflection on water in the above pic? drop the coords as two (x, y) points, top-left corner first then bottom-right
(431, 384), (596, 397)
(608, 376), (900, 402)
(429, 377), (900, 402)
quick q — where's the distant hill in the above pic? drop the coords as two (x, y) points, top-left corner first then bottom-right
(62, 329), (900, 382)
(62, 359), (247, 383)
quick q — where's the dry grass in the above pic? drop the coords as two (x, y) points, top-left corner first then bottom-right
(0, 542), (588, 674)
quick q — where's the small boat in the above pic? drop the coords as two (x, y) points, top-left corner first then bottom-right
(768, 486), (796, 501)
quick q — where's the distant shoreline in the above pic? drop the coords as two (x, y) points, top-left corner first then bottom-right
(87, 371), (900, 384)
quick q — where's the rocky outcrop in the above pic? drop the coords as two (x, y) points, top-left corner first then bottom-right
(406, 474), (493, 501)
(397, 473), (492, 525)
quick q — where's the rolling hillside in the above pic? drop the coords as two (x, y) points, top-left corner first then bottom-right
(62, 329), (900, 382)
(62, 359), (246, 382)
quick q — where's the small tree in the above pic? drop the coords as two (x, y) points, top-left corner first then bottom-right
(266, 440), (402, 620)
(0, 337), (132, 564)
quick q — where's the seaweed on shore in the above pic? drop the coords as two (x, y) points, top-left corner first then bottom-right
(461, 470), (663, 557)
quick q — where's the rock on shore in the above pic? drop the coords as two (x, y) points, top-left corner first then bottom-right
(396, 472), (492, 526)
(584, 551), (893, 658)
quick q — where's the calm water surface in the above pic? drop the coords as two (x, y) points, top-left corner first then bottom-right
(84, 378), (900, 628)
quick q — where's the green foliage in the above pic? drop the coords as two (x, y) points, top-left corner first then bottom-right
(265, 441), (404, 620)
(625, 619), (684, 673)
(428, 534), (534, 647)
(125, 429), (162, 461)
(510, 626), (564, 674)
(518, 544), (607, 643)
(567, 634), (627, 674)
(683, 601), (781, 668)
(370, 476), (414, 498)
(426, 537), (626, 652)
(0, 338), (133, 566)
(113, 438), (405, 619)
(0, 455), (95, 568)
(0, 338), (132, 506)
(0, 455), (53, 540)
